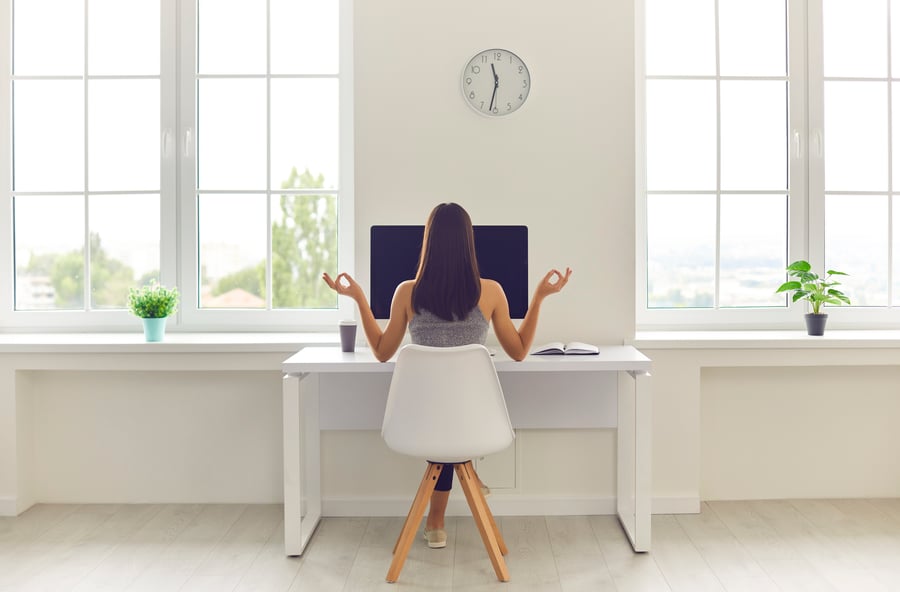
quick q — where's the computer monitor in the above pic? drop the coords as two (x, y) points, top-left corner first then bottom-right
(369, 225), (528, 319)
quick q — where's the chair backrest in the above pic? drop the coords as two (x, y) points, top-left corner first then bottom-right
(382, 344), (514, 463)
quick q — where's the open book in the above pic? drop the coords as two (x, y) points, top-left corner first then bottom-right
(531, 341), (599, 356)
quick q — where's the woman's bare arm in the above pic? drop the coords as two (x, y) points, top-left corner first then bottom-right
(322, 273), (411, 362)
(488, 268), (572, 361)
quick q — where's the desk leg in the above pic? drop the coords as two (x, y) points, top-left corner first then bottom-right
(617, 371), (652, 552)
(283, 373), (322, 556)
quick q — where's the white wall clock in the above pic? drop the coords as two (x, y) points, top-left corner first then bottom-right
(461, 48), (531, 117)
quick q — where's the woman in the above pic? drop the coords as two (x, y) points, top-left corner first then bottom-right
(323, 202), (571, 549)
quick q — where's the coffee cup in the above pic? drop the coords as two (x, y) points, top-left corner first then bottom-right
(339, 320), (357, 352)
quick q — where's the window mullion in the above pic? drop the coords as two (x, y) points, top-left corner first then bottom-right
(806, 0), (826, 271)
(787, 0), (810, 318)
(266, 0), (273, 311)
(160, 0), (179, 314)
(888, 0), (894, 308)
(177, 0), (198, 323)
(83, 1), (90, 311)
(714, 0), (722, 311)
(0, 1), (10, 318)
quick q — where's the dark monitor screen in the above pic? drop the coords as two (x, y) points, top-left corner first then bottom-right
(370, 225), (528, 319)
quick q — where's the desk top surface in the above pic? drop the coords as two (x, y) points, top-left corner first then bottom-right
(282, 345), (651, 375)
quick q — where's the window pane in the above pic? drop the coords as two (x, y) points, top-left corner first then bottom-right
(824, 81), (888, 192)
(824, 0), (888, 78)
(719, 195), (787, 307)
(271, 194), (338, 309)
(825, 195), (888, 306)
(647, 194), (715, 308)
(197, 79), (267, 190)
(644, 0), (715, 76)
(90, 195), (160, 309)
(88, 0), (159, 75)
(271, 0), (339, 75)
(197, 0), (266, 75)
(13, 81), (84, 192)
(271, 80), (339, 191)
(646, 80), (717, 191)
(720, 81), (787, 190)
(13, 0), (83, 75)
(719, 0), (786, 76)
(88, 80), (160, 192)
(14, 196), (84, 310)
(198, 194), (267, 309)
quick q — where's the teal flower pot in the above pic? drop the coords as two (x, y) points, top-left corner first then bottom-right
(142, 317), (168, 342)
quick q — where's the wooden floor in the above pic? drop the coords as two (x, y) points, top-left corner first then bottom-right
(2, 499), (900, 591)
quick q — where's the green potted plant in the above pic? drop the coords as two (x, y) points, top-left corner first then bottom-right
(775, 260), (850, 335)
(128, 280), (179, 342)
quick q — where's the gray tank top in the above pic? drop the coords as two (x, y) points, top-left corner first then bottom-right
(408, 307), (489, 347)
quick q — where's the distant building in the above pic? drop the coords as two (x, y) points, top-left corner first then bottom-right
(15, 275), (55, 310)
(202, 288), (265, 309)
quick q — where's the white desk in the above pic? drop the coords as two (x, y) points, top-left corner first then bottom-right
(281, 346), (652, 556)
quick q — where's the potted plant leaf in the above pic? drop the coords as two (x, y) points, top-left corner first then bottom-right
(128, 280), (179, 342)
(775, 260), (850, 335)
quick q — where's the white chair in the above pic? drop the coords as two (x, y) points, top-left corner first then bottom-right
(381, 343), (515, 583)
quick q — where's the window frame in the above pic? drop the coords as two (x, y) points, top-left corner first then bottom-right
(0, 0), (355, 332)
(635, 0), (900, 331)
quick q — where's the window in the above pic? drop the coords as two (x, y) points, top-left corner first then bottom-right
(638, 0), (900, 329)
(0, 0), (354, 331)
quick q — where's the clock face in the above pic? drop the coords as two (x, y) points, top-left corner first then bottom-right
(461, 49), (530, 117)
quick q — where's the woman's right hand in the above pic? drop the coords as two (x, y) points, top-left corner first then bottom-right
(322, 272), (365, 303)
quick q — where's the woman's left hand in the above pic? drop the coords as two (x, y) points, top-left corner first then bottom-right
(535, 267), (572, 300)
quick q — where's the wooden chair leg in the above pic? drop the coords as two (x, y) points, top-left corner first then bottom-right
(456, 461), (510, 582)
(471, 465), (507, 555)
(392, 462), (440, 555)
(386, 462), (442, 583)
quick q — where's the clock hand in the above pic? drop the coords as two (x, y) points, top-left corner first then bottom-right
(490, 63), (499, 111)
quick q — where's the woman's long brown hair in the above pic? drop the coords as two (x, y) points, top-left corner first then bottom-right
(412, 203), (481, 321)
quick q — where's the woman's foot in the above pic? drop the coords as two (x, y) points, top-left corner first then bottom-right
(477, 477), (491, 498)
(423, 527), (447, 549)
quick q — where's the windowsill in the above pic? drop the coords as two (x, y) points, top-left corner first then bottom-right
(0, 332), (340, 354)
(5, 330), (900, 354)
(632, 330), (900, 349)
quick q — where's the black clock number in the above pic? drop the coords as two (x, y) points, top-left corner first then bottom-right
(465, 77), (472, 86)
(469, 91), (475, 99)
(506, 102), (512, 111)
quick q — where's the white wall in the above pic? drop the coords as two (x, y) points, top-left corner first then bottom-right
(353, 0), (636, 346)
(330, 0), (635, 508)
(6, 0), (900, 510)
(642, 346), (900, 504)
(29, 371), (283, 504)
(701, 365), (900, 500)
(2, 0), (636, 510)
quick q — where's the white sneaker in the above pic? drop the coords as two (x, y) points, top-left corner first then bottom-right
(423, 527), (447, 549)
